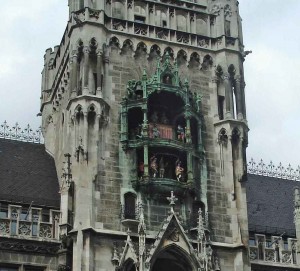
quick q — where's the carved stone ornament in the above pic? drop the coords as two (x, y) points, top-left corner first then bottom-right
(168, 227), (180, 242)
(210, 5), (221, 16)
(0, 240), (60, 255)
(224, 5), (232, 18)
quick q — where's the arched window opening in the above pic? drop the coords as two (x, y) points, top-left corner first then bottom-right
(148, 147), (187, 182)
(201, 55), (213, 70)
(112, 0), (125, 19)
(231, 128), (240, 160)
(128, 107), (143, 140)
(124, 193), (137, 220)
(148, 92), (185, 141)
(122, 258), (136, 271)
(190, 117), (199, 146)
(75, 106), (83, 124)
(88, 106), (96, 126)
(151, 246), (193, 271)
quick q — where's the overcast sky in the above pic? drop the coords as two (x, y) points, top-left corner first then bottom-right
(0, 1), (299, 168)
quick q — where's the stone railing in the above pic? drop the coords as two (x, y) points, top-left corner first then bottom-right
(247, 158), (300, 181)
(0, 218), (59, 240)
(108, 18), (214, 49)
(0, 121), (43, 144)
(249, 234), (298, 266)
(0, 205), (60, 240)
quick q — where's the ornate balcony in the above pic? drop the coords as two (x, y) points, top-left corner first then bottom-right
(0, 205), (60, 241)
(132, 177), (192, 199)
(249, 234), (298, 267)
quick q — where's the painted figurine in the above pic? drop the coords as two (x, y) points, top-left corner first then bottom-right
(159, 157), (167, 178)
(177, 125), (185, 142)
(152, 124), (160, 138)
(175, 159), (184, 182)
(150, 155), (158, 178)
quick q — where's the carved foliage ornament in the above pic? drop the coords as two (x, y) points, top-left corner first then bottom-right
(210, 5), (221, 16)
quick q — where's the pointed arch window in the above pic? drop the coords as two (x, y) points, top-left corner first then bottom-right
(124, 193), (137, 220)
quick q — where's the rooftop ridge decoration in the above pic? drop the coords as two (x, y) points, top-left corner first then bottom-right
(0, 121), (43, 144)
(247, 158), (300, 181)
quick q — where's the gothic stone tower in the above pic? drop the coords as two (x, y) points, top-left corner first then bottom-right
(40, 0), (250, 270)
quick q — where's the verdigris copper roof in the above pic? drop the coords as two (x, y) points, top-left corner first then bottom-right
(0, 138), (60, 208)
(246, 173), (298, 237)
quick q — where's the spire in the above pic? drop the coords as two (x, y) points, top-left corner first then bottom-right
(138, 202), (146, 271)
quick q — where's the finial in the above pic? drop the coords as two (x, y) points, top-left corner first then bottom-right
(197, 208), (204, 240)
(126, 228), (132, 241)
(111, 243), (120, 266)
(167, 191), (178, 213)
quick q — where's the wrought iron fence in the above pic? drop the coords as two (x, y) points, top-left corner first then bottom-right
(0, 121), (43, 144)
(247, 158), (300, 181)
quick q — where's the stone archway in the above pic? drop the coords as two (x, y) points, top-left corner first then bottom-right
(151, 246), (194, 271)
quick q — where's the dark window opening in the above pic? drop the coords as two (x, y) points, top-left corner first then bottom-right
(162, 20), (167, 28)
(225, 20), (231, 36)
(42, 209), (50, 223)
(134, 15), (145, 24)
(124, 193), (136, 219)
(93, 73), (97, 93)
(218, 95), (225, 120)
(0, 203), (8, 218)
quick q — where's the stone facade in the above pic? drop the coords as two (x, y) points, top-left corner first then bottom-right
(40, 0), (250, 270)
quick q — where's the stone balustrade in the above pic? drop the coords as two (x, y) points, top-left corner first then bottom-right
(249, 234), (298, 267)
(0, 204), (60, 241)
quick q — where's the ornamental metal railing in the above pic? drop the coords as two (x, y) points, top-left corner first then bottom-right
(247, 158), (300, 181)
(0, 121), (43, 144)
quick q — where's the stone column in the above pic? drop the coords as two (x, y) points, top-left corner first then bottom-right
(185, 116), (191, 144)
(96, 49), (103, 98)
(211, 76), (220, 120)
(142, 107), (149, 177)
(234, 75), (243, 120)
(70, 51), (78, 97)
(224, 73), (233, 119)
(241, 80), (247, 120)
(84, 6), (89, 21)
(143, 145), (149, 178)
(103, 45), (110, 100)
(83, 46), (90, 95)
(187, 152), (193, 184)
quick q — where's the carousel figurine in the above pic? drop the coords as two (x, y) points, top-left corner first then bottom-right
(177, 125), (185, 142)
(175, 159), (184, 182)
(150, 155), (158, 178)
(152, 124), (160, 138)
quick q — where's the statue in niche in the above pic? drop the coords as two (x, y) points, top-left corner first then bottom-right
(163, 74), (172, 85)
(150, 111), (159, 123)
(175, 159), (184, 182)
(135, 124), (143, 139)
(161, 112), (169, 124)
(177, 125), (185, 142)
(150, 155), (158, 178)
(159, 157), (168, 178)
(138, 161), (144, 180)
(152, 124), (160, 138)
